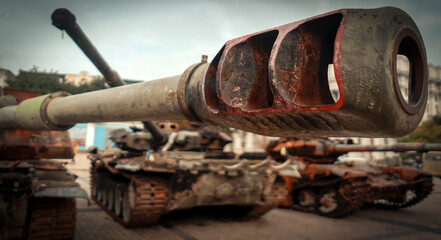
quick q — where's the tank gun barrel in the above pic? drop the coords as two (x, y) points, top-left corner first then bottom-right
(51, 8), (124, 87)
(0, 7), (430, 137)
(143, 121), (167, 146)
(51, 8), (168, 144)
(332, 143), (441, 153)
(273, 140), (441, 159)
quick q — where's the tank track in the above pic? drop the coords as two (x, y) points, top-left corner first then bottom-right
(371, 175), (433, 210)
(91, 171), (169, 227)
(27, 197), (76, 240)
(291, 176), (370, 218)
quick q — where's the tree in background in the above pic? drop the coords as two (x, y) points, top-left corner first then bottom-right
(398, 116), (441, 165)
(6, 66), (106, 94)
(399, 116), (441, 143)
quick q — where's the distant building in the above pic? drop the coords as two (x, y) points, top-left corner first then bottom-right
(426, 64), (441, 119)
(8, 69), (142, 87)
(60, 71), (97, 86)
(58, 71), (142, 86)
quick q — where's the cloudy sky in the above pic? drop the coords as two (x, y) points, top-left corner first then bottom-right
(1, 0), (440, 81)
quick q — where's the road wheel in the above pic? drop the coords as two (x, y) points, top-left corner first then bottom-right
(114, 184), (126, 217)
(122, 184), (134, 223)
(317, 187), (352, 218)
(297, 188), (317, 208)
(99, 181), (108, 206)
(107, 181), (115, 210)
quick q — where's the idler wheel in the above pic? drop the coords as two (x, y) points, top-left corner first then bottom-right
(316, 187), (352, 218)
(318, 188), (339, 214)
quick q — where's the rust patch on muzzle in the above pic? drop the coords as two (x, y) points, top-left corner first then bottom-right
(197, 7), (428, 137)
(205, 13), (343, 114)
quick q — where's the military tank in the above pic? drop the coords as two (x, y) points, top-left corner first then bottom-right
(0, 88), (88, 240)
(50, 9), (291, 226)
(268, 138), (441, 217)
(87, 123), (295, 226)
(47, 7), (431, 225)
(0, 6), (430, 231)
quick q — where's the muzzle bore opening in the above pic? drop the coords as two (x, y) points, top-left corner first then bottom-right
(393, 29), (426, 115)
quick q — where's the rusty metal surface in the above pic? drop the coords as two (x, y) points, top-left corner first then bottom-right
(281, 160), (434, 217)
(0, 88), (83, 239)
(0, 128), (73, 159)
(189, 7), (428, 137)
(0, 91), (73, 160)
(270, 138), (435, 217)
(0, 7), (428, 138)
(92, 177), (169, 227)
(333, 143), (441, 153)
(87, 130), (289, 228)
(68, 154), (441, 239)
(43, 75), (183, 126)
(269, 138), (441, 162)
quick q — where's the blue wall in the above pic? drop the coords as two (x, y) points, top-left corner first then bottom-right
(93, 125), (107, 150)
(69, 123), (133, 150)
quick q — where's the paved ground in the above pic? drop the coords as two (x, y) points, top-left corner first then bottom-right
(67, 153), (441, 240)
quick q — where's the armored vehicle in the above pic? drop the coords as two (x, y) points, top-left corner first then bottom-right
(87, 124), (292, 226)
(0, 88), (87, 240)
(268, 138), (440, 217)
(0, 6), (430, 232)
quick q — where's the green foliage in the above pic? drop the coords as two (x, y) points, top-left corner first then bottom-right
(399, 116), (441, 143)
(6, 67), (106, 94)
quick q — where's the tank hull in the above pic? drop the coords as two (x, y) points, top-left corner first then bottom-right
(280, 162), (433, 217)
(89, 151), (287, 227)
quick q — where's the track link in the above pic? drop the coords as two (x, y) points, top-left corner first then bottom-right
(92, 171), (169, 227)
(122, 178), (169, 226)
(291, 176), (369, 218)
(371, 175), (433, 210)
(27, 197), (76, 240)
